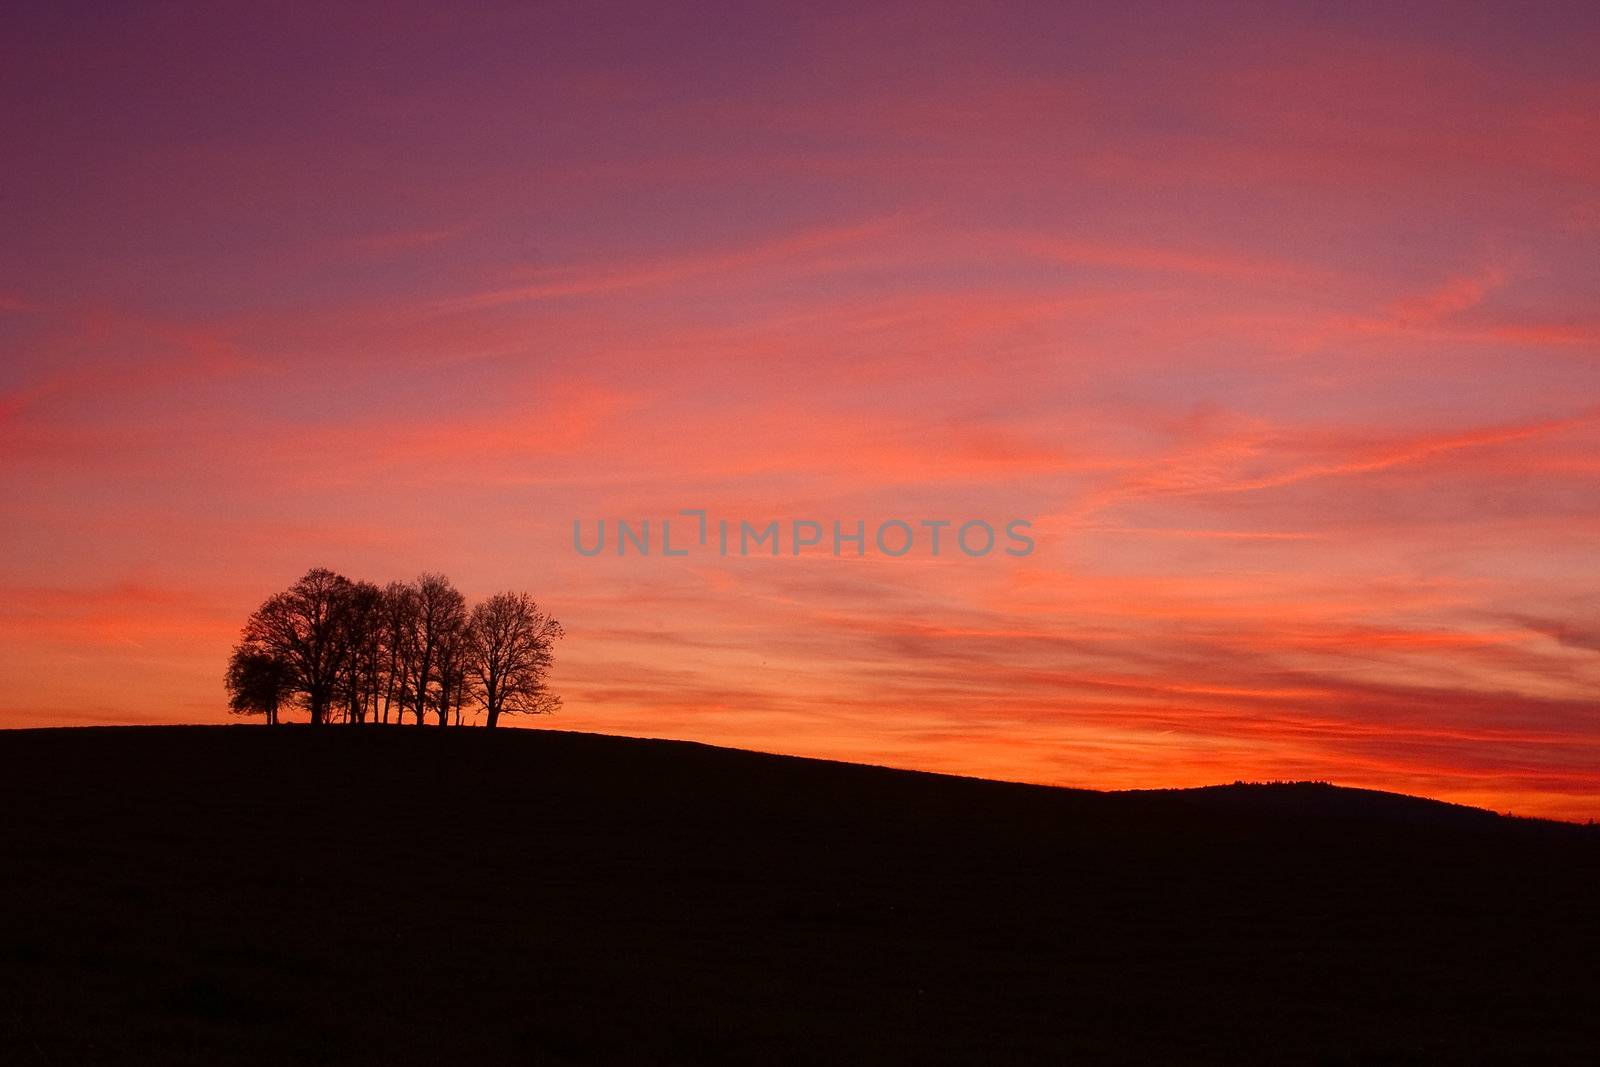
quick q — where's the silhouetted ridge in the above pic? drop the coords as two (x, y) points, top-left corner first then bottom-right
(1121, 781), (1511, 827)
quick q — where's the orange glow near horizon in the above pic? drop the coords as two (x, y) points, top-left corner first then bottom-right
(3, 5), (1599, 820)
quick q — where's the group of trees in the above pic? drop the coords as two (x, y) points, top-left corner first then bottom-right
(225, 568), (563, 728)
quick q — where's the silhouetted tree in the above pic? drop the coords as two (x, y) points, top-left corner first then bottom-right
(336, 580), (385, 724)
(406, 573), (467, 727)
(228, 567), (562, 726)
(241, 567), (354, 725)
(469, 592), (564, 729)
(379, 581), (419, 725)
(434, 618), (471, 728)
(224, 644), (292, 724)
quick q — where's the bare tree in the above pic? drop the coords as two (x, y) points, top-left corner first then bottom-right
(406, 573), (467, 727)
(469, 592), (564, 729)
(241, 568), (354, 725)
(228, 568), (562, 729)
(224, 644), (292, 724)
(335, 580), (385, 724)
(379, 581), (418, 725)
(434, 618), (471, 728)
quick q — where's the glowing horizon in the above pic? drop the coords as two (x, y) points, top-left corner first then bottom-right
(3, 4), (1598, 819)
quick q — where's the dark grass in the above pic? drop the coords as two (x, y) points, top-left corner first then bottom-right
(2, 725), (1597, 1064)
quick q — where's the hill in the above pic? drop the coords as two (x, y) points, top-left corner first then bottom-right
(2, 725), (1597, 1063)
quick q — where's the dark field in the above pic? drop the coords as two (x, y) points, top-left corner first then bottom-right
(2, 726), (1597, 1064)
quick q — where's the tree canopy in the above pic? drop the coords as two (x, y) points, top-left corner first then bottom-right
(226, 568), (562, 727)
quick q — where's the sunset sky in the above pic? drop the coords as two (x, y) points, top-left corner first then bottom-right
(3, 3), (1599, 819)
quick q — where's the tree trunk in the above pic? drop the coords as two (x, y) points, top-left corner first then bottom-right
(413, 650), (431, 727)
(380, 659), (395, 724)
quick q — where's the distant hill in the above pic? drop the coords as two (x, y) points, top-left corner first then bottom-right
(1120, 780), (1517, 827)
(2, 725), (1597, 1064)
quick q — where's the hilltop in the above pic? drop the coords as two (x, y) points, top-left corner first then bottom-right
(2, 725), (1597, 1063)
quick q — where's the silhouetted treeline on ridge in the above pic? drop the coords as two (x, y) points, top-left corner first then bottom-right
(226, 568), (562, 728)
